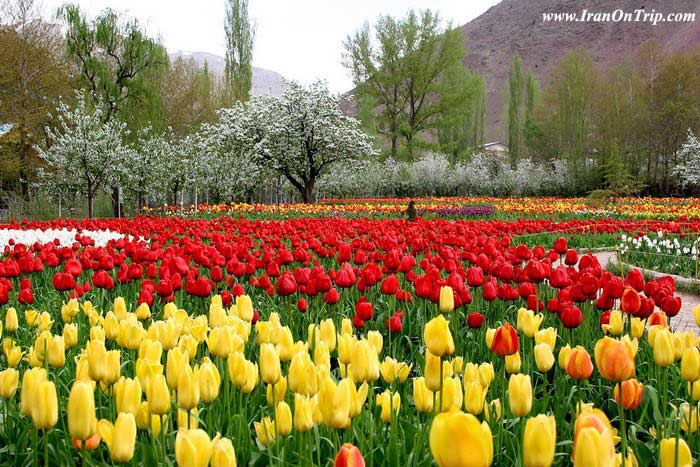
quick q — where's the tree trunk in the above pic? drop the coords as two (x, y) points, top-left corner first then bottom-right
(390, 135), (398, 159)
(301, 180), (315, 204)
(87, 189), (94, 218)
(18, 127), (29, 199)
(111, 186), (123, 218)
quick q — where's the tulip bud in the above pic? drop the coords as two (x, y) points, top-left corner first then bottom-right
(653, 329), (675, 368)
(175, 428), (212, 467)
(266, 377), (288, 406)
(293, 393), (315, 432)
(177, 365), (200, 411)
(680, 402), (698, 433)
(594, 337), (635, 381)
(423, 315), (455, 357)
(47, 335), (66, 368)
(566, 346), (594, 380)
(68, 381), (96, 441)
(534, 343), (555, 372)
(275, 401), (293, 436)
(613, 378), (644, 411)
(148, 374), (171, 416)
(114, 377), (142, 415)
(210, 434), (236, 467)
(463, 381), (487, 415)
(4, 307), (18, 332)
(412, 377), (434, 413)
(491, 322), (518, 356)
(681, 347), (700, 382)
(254, 417), (276, 447)
(630, 317), (645, 339)
(318, 377), (351, 429)
(505, 351), (521, 374)
(367, 331), (383, 355)
(334, 443), (365, 467)
(572, 426), (615, 466)
(484, 399), (502, 423)
(659, 437), (692, 467)
(376, 389), (401, 423)
(32, 380), (58, 430)
(523, 414), (556, 467)
(87, 340), (108, 382)
(98, 413), (137, 463)
(508, 374), (532, 418)
(601, 310), (624, 336)
(260, 343), (281, 384)
(436, 376), (461, 412)
(430, 410), (493, 467)
(438, 286), (454, 313)
(0, 368), (19, 399)
(517, 308), (543, 338)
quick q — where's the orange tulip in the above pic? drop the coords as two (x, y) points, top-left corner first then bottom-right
(491, 323), (519, 356)
(620, 288), (641, 314)
(334, 443), (365, 467)
(614, 379), (644, 410)
(566, 346), (593, 380)
(594, 337), (635, 382)
(647, 311), (668, 328)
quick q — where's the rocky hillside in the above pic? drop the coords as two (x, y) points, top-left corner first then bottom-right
(462, 0), (700, 139)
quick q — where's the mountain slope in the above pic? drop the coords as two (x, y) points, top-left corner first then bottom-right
(168, 51), (288, 97)
(462, 0), (700, 140)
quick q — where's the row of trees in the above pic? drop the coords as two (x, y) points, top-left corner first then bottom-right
(0, 0), (255, 216)
(505, 44), (700, 194)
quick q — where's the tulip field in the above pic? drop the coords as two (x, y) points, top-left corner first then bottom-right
(1, 199), (700, 466)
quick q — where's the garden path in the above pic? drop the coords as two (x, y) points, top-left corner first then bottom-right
(593, 251), (700, 331)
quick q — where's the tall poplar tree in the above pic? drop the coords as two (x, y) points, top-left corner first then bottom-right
(224, 0), (255, 104)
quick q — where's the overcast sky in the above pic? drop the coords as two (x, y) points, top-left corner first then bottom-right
(40, 0), (500, 93)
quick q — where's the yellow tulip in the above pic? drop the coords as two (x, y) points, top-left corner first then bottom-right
(534, 343), (555, 372)
(114, 377), (142, 415)
(4, 341), (23, 367)
(87, 339), (108, 382)
(67, 381), (96, 441)
(508, 374), (532, 417)
(254, 417), (276, 447)
(424, 351), (442, 392)
(117, 319), (145, 350)
(266, 377), (288, 406)
(21, 367), (47, 416)
(260, 343), (281, 384)
(630, 318), (645, 339)
(241, 361), (258, 394)
(313, 340), (330, 369)
(412, 377), (434, 413)
(318, 377), (351, 429)
(602, 310), (624, 336)
(505, 351), (521, 374)
(376, 389), (401, 423)
(135, 401), (161, 435)
(63, 323), (78, 348)
(197, 357), (221, 403)
(98, 413), (137, 463)
(523, 414), (556, 467)
(235, 295), (254, 321)
(348, 381), (368, 418)
(177, 365), (200, 411)
(351, 339), (380, 383)
(558, 344), (573, 370)
(451, 356), (464, 374)
(319, 319), (336, 352)
(693, 305), (700, 328)
(337, 333), (355, 365)
(380, 357), (400, 384)
(534, 327), (557, 350)
(32, 380), (58, 430)
(178, 334), (198, 361)
(439, 285), (454, 313)
(464, 381), (487, 415)
(0, 368), (19, 399)
(275, 401), (293, 436)
(211, 434), (237, 467)
(113, 296), (128, 320)
(437, 376), (462, 412)
(4, 307), (18, 332)
(485, 328), (496, 349)
(103, 350), (121, 386)
(517, 307), (543, 338)
(654, 329), (675, 367)
(430, 410), (493, 467)
(367, 330), (383, 355)
(681, 347), (700, 382)
(572, 426), (615, 467)
(148, 374), (171, 416)
(659, 437), (693, 467)
(293, 393), (315, 432)
(424, 315), (455, 357)
(47, 335), (66, 368)
(175, 428), (212, 467)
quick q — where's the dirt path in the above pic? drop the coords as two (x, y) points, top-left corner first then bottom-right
(592, 251), (700, 331)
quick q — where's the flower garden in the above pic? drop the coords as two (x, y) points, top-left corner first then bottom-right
(1, 197), (700, 466)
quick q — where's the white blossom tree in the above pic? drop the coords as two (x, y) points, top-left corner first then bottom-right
(672, 130), (700, 190)
(215, 81), (376, 203)
(37, 93), (131, 217)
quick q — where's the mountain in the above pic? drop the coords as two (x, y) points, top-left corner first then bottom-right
(168, 51), (288, 97)
(460, 0), (700, 140)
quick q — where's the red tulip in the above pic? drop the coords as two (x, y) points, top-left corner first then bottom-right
(467, 312), (485, 329)
(491, 322), (519, 356)
(334, 443), (365, 467)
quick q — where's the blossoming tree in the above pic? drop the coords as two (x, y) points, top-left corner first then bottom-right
(214, 81), (376, 203)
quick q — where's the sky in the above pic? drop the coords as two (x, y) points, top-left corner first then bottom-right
(40, 0), (501, 93)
